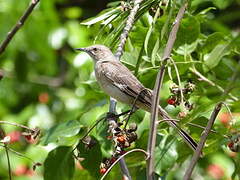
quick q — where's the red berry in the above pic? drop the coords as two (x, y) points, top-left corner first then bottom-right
(99, 168), (107, 174)
(26, 169), (34, 177)
(14, 165), (28, 176)
(38, 92), (49, 104)
(167, 98), (176, 105)
(207, 164), (225, 179)
(219, 112), (230, 126)
(117, 135), (125, 143)
(106, 135), (113, 140)
(7, 131), (21, 143)
(228, 142), (234, 149)
(120, 150), (126, 155)
(110, 157), (116, 164)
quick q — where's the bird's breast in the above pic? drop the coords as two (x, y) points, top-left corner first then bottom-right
(94, 63), (133, 104)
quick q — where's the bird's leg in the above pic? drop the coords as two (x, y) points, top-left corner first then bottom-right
(123, 89), (146, 130)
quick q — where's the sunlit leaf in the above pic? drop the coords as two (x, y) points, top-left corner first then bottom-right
(81, 8), (121, 25)
(41, 120), (81, 145)
(44, 146), (75, 180)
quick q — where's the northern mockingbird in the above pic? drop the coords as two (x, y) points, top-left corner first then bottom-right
(76, 44), (197, 151)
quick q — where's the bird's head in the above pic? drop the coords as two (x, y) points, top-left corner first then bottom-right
(75, 44), (115, 62)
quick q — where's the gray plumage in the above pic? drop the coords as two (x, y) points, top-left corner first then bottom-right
(76, 44), (197, 151)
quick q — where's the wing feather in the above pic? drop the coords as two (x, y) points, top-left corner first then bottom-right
(100, 61), (152, 106)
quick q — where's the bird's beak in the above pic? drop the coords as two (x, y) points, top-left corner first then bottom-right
(75, 48), (86, 52)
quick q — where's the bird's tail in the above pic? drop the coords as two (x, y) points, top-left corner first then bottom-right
(157, 106), (198, 151)
(166, 119), (198, 151)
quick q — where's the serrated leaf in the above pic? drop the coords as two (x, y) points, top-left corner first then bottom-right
(41, 120), (81, 145)
(44, 146), (75, 180)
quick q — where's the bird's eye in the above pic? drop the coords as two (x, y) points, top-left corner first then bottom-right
(93, 48), (97, 51)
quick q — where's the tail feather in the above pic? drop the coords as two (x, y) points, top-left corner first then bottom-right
(157, 106), (198, 151)
(168, 120), (198, 151)
(136, 91), (198, 151)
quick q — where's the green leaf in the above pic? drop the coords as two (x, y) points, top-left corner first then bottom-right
(212, 0), (234, 9)
(77, 136), (102, 177)
(201, 32), (225, 53)
(151, 37), (160, 66)
(175, 40), (199, 55)
(154, 133), (178, 175)
(41, 120), (81, 145)
(44, 146), (75, 180)
(81, 8), (120, 25)
(144, 24), (153, 55)
(203, 43), (230, 71)
(175, 16), (200, 47)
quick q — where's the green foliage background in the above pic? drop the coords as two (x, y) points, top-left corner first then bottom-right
(0, 0), (240, 179)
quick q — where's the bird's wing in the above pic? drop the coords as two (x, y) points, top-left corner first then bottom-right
(100, 60), (152, 105)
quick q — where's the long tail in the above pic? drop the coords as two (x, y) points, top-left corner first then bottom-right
(135, 89), (198, 151)
(167, 120), (198, 151)
(158, 106), (198, 151)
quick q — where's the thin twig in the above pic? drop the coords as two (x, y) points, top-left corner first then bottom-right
(158, 119), (217, 134)
(162, 2), (188, 61)
(123, 89), (147, 130)
(4, 144), (12, 180)
(169, 58), (184, 105)
(0, 144), (36, 163)
(158, 119), (229, 138)
(0, 0), (40, 55)
(183, 102), (223, 180)
(100, 148), (149, 180)
(115, 0), (144, 60)
(0, 128), (11, 180)
(147, 63), (166, 179)
(72, 111), (131, 153)
(0, 121), (35, 132)
(190, 67), (238, 101)
(147, 2), (188, 180)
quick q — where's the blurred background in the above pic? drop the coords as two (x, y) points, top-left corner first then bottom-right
(0, 0), (240, 179)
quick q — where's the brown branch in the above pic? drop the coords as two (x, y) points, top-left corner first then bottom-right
(147, 63), (166, 179)
(162, 2), (188, 60)
(0, 0), (40, 55)
(183, 102), (223, 180)
(100, 148), (149, 180)
(146, 2), (188, 179)
(109, 0), (144, 178)
(115, 0), (144, 60)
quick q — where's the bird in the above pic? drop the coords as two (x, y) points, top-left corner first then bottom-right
(76, 44), (198, 151)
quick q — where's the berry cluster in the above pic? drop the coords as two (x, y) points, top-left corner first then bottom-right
(228, 134), (240, 152)
(99, 122), (138, 174)
(167, 82), (195, 111)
